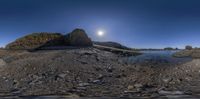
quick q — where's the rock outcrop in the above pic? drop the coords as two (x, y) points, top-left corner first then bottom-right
(6, 29), (93, 50)
(65, 29), (93, 46)
(173, 49), (200, 58)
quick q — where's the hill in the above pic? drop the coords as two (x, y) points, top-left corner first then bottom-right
(6, 33), (65, 50)
(6, 29), (93, 50)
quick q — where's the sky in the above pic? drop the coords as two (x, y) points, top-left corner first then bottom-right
(1, 0), (200, 48)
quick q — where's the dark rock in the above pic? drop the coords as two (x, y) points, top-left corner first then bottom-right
(107, 67), (114, 72)
(65, 29), (93, 47)
(115, 75), (121, 78)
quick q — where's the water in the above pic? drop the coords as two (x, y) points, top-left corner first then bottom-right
(122, 50), (192, 65)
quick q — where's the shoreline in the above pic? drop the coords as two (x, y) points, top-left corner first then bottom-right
(0, 48), (200, 98)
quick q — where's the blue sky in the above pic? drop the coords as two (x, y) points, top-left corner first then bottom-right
(1, 0), (200, 48)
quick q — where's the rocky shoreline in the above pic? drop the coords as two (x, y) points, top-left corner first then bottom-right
(0, 48), (200, 98)
(173, 49), (200, 58)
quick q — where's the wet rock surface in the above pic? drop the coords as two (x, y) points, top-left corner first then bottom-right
(0, 48), (200, 98)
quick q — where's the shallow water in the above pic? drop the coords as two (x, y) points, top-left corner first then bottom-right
(122, 50), (192, 65)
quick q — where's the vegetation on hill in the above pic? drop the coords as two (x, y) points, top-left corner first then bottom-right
(185, 45), (193, 50)
(6, 33), (65, 50)
(6, 29), (93, 50)
(164, 47), (179, 50)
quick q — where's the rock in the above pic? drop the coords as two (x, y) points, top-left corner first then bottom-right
(97, 74), (104, 79)
(158, 90), (184, 95)
(185, 77), (191, 81)
(115, 74), (121, 78)
(65, 29), (93, 46)
(58, 73), (67, 78)
(127, 85), (134, 90)
(13, 80), (19, 88)
(78, 83), (90, 87)
(124, 90), (140, 94)
(76, 87), (87, 90)
(0, 59), (6, 67)
(162, 77), (173, 83)
(107, 67), (114, 72)
(96, 56), (100, 61)
(29, 75), (43, 85)
(134, 84), (143, 88)
(92, 80), (101, 84)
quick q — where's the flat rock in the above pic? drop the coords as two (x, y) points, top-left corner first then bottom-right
(78, 83), (90, 87)
(158, 90), (184, 95)
(0, 59), (6, 67)
(134, 84), (143, 88)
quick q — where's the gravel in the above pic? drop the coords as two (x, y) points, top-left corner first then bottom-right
(0, 48), (200, 98)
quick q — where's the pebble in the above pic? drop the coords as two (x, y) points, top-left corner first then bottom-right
(58, 73), (67, 78)
(78, 83), (90, 87)
(92, 80), (101, 84)
(124, 90), (140, 94)
(134, 84), (143, 88)
(127, 85), (134, 90)
(107, 67), (113, 72)
(76, 87), (87, 90)
(97, 74), (104, 79)
(163, 77), (173, 83)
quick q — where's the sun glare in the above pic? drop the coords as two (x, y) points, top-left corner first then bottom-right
(97, 30), (104, 37)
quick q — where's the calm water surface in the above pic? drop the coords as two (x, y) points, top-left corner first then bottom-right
(122, 50), (192, 65)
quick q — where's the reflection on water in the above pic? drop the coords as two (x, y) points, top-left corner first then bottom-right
(122, 50), (192, 65)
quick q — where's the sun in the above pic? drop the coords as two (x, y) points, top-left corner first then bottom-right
(97, 30), (104, 37)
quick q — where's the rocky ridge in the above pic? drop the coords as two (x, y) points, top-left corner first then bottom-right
(6, 29), (93, 50)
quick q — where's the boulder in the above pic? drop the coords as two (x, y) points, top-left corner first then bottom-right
(6, 33), (65, 50)
(65, 29), (93, 46)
